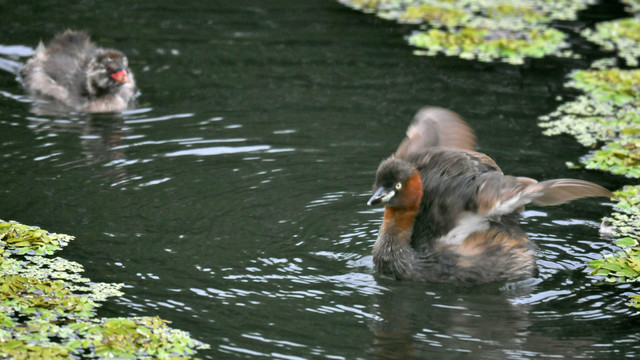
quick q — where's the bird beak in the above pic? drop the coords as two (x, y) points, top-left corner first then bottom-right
(367, 187), (395, 206)
(110, 69), (130, 83)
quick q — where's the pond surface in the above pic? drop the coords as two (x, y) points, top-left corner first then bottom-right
(0, 0), (637, 358)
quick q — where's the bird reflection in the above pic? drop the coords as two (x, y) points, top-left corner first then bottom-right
(27, 113), (129, 184)
(367, 281), (596, 359)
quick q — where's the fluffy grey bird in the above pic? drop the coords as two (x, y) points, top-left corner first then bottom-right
(20, 30), (136, 112)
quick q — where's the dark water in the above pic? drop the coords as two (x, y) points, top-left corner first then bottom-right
(0, 1), (637, 359)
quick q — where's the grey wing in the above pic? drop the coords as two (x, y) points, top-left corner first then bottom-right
(395, 107), (477, 159)
(475, 175), (613, 218)
(528, 178), (614, 206)
(20, 42), (72, 103)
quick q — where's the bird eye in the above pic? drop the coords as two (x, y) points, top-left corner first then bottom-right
(395, 183), (402, 191)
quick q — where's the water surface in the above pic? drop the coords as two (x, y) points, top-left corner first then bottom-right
(0, 1), (636, 359)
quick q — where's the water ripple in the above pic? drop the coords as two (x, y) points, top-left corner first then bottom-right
(305, 304), (381, 320)
(166, 145), (272, 157)
(241, 333), (306, 348)
(124, 112), (194, 124)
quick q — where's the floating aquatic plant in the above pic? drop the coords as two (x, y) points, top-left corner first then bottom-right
(0, 219), (209, 358)
(540, 68), (640, 178)
(589, 186), (640, 283)
(473, 4), (551, 29)
(337, 0), (397, 13)
(583, 141), (640, 178)
(0, 316), (206, 359)
(460, 0), (595, 22)
(621, 0), (640, 13)
(599, 185), (640, 241)
(588, 185), (640, 309)
(337, 0), (595, 63)
(568, 68), (640, 105)
(0, 220), (73, 256)
(582, 17), (640, 67)
(409, 26), (570, 64)
(400, 4), (471, 27)
(339, 0), (594, 24)
(589, 237), (640, 283)
(540, 96), (640, 147)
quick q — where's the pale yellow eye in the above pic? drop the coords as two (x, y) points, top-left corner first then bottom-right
(395, 183), (402, 191)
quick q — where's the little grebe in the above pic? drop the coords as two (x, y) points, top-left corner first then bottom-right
(367, 107), (613, 285)
(20, 30), (136, 113)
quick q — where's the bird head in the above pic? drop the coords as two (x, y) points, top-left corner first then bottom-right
(368, 158), (421, 208)
(86, 50), (132, 94)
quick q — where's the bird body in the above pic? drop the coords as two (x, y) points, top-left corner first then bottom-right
(20, 30), (136, 113)
(368, 107), (612, 285)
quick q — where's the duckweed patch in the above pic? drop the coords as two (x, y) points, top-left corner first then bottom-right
(589, 186), (640, 308)
(338, 0), (595, 64)
(338, 0), (594, 24)
(589, 237), (640, 283)
(409, 26), (569, 65)
(584, 141), (640, 178)
(400, 4), (471, 27)
(582, 17), (640, 67)
(569, 68), (640, 105)
(600, 186), (640, 242)
(589, 185), (640, 309)
(1, 220), (72, 256)
(621, 0), (640, 13)
(0, 219), (209, 359)
(540, 68), (640, 178)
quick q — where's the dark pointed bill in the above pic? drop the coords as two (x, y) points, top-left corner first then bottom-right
(367, 187), (395, 206)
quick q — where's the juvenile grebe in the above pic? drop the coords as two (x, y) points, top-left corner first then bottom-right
(20, 30), (136, 113)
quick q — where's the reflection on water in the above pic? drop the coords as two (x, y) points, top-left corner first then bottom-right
(368, 284), (533, 359)
(0, 0), (638, 359)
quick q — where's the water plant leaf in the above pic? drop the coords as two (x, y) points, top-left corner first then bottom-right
(616, 237), (639, 247)
(0, 219), (210, 358)
(587, 186), (640, 309)
(409, 26), (570, 65)
(337, 0), (593, 64)
(539, 68), (640, 178)
(582, 17), (640, 67)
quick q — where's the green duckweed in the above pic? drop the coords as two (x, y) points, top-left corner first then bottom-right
(568, 68), (640, 104)
(582, 17), (640, 67)
(588, 185), (640, 309)
(338, 0), (595, 63)
(0, 220), (72, 256)
(589, 186), (640, 283)
(409, 26), (569, 64)
(401, 4), (471, 27)
(540, 68), (640, 178)
(0, 219), (209, 359)
(621, 0), (640, 13)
